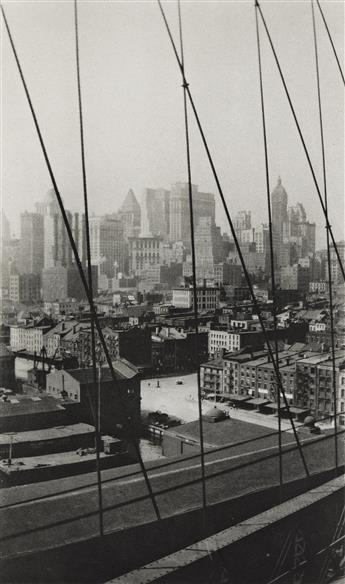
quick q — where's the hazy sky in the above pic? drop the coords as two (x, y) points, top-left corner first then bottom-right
(1, 0), (344, 247)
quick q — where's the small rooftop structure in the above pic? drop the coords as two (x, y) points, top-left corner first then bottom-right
(202, 406), (227, 423)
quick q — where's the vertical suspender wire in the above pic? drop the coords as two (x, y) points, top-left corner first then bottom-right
(254, 4), (283, 501)
(315, 0), (345, 87)
(255, 0), (345, 283)
(157, 0), (310, 478)
(74, 0), (104, 536)
(311, 0), (338, 473)
(178, 0), (207, 512)
(1, 4), (161, 522)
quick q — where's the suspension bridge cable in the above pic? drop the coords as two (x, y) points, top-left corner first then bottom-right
(311, 0), (338, 473)
(157, 0), (310, 478)
(1, 4), (161, 522)
(255, 0), (345, 283)
(177, 0), (207, 511)
(315, 0), (345, 87)
(254, 5), (283, 500)
(74, 0), (104, 536)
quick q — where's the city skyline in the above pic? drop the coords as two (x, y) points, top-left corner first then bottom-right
(2, 1), (344, 247)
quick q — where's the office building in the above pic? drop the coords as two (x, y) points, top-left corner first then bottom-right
(18, 212), (44, 275)
(172, 286), (220, 311)
(144, 188), (170, 239)
(169, 183), (215, 249)
(9, 273), (41, 305)
(90, 215), (126, 278)
(128, 235), (161, 276)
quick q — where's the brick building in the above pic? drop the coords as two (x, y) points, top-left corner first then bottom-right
(45, 359), (141, 437)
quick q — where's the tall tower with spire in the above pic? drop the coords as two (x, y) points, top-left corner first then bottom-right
(271, 177), (289, 269)
(271, 177), (288, 237)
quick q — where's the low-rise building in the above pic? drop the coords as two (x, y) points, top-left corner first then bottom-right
(45, 359), (141, 437)
(295, 351), (345, 419)
(0, 394), (67, 432)
(208, 329), (264, 356)
(172, 286), (220, 311)
(152, 326), (208, 372)
(10, 323), (52, 353)
(309, 281), (327, 295)
(44, 299), (86, 317)
(201, 344), (311, 409)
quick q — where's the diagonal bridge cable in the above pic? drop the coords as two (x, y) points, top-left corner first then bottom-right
(177, 0), (207, 511)
(254, 3), (283, 500)
(1, 3), (161, 522)
(74, 0), (104, 535)
(157, 0), (310, 478)
(311, 0), (339, 472)
(315, 0), (345, 87)
(255, 0), (345, 283)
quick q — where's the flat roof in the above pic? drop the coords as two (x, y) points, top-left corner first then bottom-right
(247, 398), (271, 406)
(288, 406), (310, 414)
(228, 394), (251, 402)
(0, 450), (115, 474)
(163, 417), (281, 448)
(0, 395), (65, 418)
(0, 423), (95, 445)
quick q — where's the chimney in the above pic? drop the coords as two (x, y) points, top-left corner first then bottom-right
(61, 322), (65, 331)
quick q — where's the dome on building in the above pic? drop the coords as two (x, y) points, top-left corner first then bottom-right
(203, 406), (227, 423)
(271, 176), (288, 201)
(303, 415), (316, 428)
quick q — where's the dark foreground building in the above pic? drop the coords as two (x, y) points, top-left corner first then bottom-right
(45, 358), (141, 437)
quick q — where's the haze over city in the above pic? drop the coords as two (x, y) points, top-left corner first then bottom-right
(0, 2), (344, 583)
(2, 0), (344, 246)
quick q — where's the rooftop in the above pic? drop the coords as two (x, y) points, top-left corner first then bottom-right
(0, 423), (95, 445)
(0, 395), (65, 418)
(0, 449), (115, 474)
(163, 417), (290, 449)
(66, 359), (138, 384)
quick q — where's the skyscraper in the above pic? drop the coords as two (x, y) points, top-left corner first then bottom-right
(234, 210), (252, 242)
(271, 177), (288, 268)
(19, 212), (44, 274)
(271, 177), (288, 241)
(35, 190), (84, 269)
(194, 217), (223, 279)
(90, 215), (126, 278)
(144, 188), (170, 238)
(169, 182), (215, 249)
